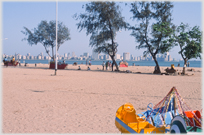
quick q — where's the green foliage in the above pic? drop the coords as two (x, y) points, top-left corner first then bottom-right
(74, 2), (126, 55)
(129, 1), (175, 73)
(74, 2), (127, 70)
(22, 20), (71, 59)
(174, 23), (202, 61)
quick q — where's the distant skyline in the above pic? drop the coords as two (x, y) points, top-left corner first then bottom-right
(1, 1), (202, 60)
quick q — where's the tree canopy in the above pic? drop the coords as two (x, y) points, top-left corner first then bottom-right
(129, 1), (175, 73)
(74, 1), (127, 71)
(171, 23), (202, 74)
(22, 20), (71, 60)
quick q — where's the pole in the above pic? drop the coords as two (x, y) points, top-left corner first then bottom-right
(55, 0), (58, 75)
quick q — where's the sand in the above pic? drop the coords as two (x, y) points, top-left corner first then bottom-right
(2, 63), (202, 133)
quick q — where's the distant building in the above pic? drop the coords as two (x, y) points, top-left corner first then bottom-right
(26, 56), (30, 59)
(64, 53), (68, 58)
(99, 55), (104, 60)
(130, 54), (134, 60)
(115, 54), (121, 60)
(83, 52), (89, 58)
(22, 55), (26, 60)
(104, 54), (111, 60)
(30, 56), (34, 59)
(72, 52), (76, 57)
(123, 52), (130, 61)
(92, 49), (99, 60)
(37, 55), (42, 60)
(168, 55), (172, 61)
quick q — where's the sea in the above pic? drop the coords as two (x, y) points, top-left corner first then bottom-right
(19, 59), (202, 68)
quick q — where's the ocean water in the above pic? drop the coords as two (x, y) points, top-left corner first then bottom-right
(20, 59), (202, 68)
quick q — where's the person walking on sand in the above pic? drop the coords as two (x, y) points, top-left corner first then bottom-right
(188, 61), (190, 67)
(102, 61), (105, 70)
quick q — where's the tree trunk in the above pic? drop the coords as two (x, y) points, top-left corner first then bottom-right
(182, 59), (187, 75)
(110, 56), (119, 71)
(153, 56), (161, 74)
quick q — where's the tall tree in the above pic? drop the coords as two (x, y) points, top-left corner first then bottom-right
(172, 23), (202, 74)
(74, 2), (127, 71)
(129, 2), (175, 74)
(22, 20), (71, 60)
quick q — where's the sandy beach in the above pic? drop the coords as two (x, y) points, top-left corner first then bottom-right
(2, 63), (202, 133)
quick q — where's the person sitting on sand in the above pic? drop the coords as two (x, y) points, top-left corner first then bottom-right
(12, 56), (15, 65)
(78, 66), (81, 70)
(3, 57), (7, 62)
(87, 66), (91, 70)
(171, 64), (175, 70)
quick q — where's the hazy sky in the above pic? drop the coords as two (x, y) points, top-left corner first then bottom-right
(1, 1), (202, 60)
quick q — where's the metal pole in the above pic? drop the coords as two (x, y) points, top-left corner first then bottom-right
(55, 0), (58, 75)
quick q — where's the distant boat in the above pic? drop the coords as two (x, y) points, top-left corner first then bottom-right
(49, 62), (67, 69)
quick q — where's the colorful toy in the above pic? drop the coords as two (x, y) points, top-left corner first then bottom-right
(115, 103), (166, 133)
(115, 87), (202, 134)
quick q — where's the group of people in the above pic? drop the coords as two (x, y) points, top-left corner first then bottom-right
(77, 66), (91, 71)
(86, 60), (91, 66)
(102, 61), (114, 70)
(3, 56), (17, 66)
(177, 62), (190, 67)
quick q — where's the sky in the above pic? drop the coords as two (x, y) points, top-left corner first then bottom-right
(1, 1), (202, 60)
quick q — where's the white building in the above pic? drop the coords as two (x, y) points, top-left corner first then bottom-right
(72, 52), (76, 57)
(37, 55), (42, 60)
(104, 54), (111, 60)
(123, 52), (130, 61)
(115, 54), (121, 60)
(92, 50), (99, 60)
(64, 53), (68, 58)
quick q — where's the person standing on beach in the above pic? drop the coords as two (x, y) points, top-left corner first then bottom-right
(102, 61), (105, 70)
(3, 57), (7, 62)
(18, 59), (21, 66)
(105, 61), (108, 70)
(109, 62), (112, 70)
(86, 60), (88, 65)
(188, 62), (190, 67)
